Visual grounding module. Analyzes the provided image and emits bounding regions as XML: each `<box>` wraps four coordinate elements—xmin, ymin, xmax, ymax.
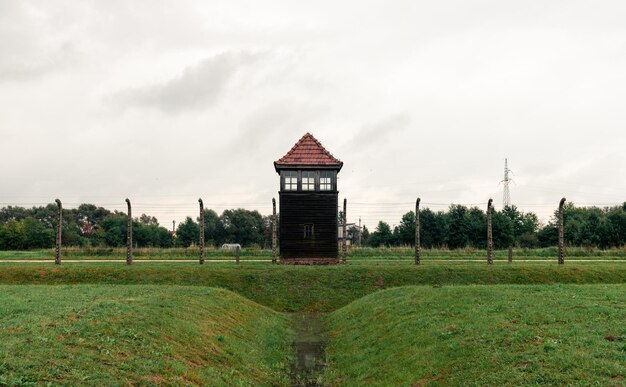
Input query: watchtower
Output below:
<box><xmin>274</xmin><ymin>133</ymin><xmax>343</xmax><ymax>264</ymax></box>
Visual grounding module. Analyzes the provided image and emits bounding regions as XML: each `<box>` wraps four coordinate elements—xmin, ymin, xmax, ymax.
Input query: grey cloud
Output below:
<box><xmin>0</xmin><ymin>41</ymin><xmax>77</xmax><ymax>83</ymax></box>
<box><xmin>109</xmin><ymin>51</ymin><xmax>264</xmax><ymax>113</ymax></box>
<box><xmin>234</xmin><ymin>100</ymin><xmax>330</xmax><ymax>154</ymax></box>
<box><xmin>349</xmin><ymin>113</ymin><xmax>411</xmax><ymax>148</ymax></box>
<box><xmin>2</xmin><ymin>1</ymin><xmax>625</xmax><ymax>229</ymax></box>
<box><xmin>0</xmin><ymin>2</ymin><xmax>79</xmax><ymax>82</ymax></box>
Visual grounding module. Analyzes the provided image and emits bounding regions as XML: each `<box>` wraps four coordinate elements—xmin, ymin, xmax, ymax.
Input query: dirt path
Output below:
<box><xmin>0</xmin><ymin>259</ymin><xmax>271</xmax><ymax>263</ymax></box>
<box><xmin>1</xmin><ymin>259</ymin><xmax>624</xmax><ymax>263</ymax></box>
<box><xmin>290</xmin><ymin>313</ymin><xmax>328</xmax><ymax>387</ymax></box>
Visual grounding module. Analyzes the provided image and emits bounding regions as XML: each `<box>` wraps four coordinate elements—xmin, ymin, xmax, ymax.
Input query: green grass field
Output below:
<box><xmin>0</xmin><ymin>285</ymin><xmax>292</xmax><ymax>385</ymax></box>
<box><xmin>1</xmin><ymin>246</ymin><xmax>624</xmax><ymax>261</ymax></box>
<box><xmin>325</xmin><ymin>284</ymin><xmax>625</xmax><ymax>386</ymax></box>
<box><xmin>0</xmin><ymin>262</ymin><xmax>624</xmax><ymax>385</ymax></box>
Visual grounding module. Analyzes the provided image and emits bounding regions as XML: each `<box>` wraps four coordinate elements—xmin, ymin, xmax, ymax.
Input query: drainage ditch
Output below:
<box><xmin>289</xmin><ymin>313</ymin><xmax>328</xmax><ymax>386</ymax></box>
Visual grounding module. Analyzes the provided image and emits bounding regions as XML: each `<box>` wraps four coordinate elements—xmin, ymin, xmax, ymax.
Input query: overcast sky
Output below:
<box><xmin>1</xmin><ymin>0</ymin><xmax>624</xmax><ymax>229</ymax></box>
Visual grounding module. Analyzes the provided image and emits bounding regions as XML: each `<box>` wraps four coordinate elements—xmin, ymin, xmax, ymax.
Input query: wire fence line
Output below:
<box><xmin>1</xmin><ymin>199</ymin><xmax>623</xmax><ymax>231</ymax></box>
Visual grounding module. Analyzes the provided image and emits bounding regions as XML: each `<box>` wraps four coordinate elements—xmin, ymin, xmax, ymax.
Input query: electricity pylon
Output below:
<box><xmin>501</xmin><ymin>158</ymin><xmax>513</xmax><ymax>208</ymax></box>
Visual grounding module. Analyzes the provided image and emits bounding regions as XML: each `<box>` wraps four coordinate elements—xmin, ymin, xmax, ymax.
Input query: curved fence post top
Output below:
<box><xmin>559</xmin><ymin>197</ymin><xmax>566</xmax><ymax>207</ymax></box>
<box><xmin>55</xmin><ymin>198</ymin><xmax>62</xmax><ymax>206</ymax></box>
<box><xmin>487</xmin><ymin>198</ymin><xmax>493</xmax><ymax>209</ymax></box>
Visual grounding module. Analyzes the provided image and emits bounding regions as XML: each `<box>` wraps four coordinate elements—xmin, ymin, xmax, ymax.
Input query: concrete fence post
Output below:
<box><xmin>508</xmin><ymin>246</ymin><xmax>513</xmax><ymax>263</ymax></box>
<box><xmin>236</xmin><ymin>245</ymin><xmax>240</xmax><ymax>264</ymax></box>
<box><xmin>487</xmin><ymin>199</ymin><xmax>493</xmax><ymax>265</ymax></box>
<box><xmin>272</xmin><ymin>198</ymin><xmax>277</xmax><ymax>264</ymax></box>
<box><xmin>415</xmin><ymin>197</ymin><xmax>421</xmax><ymax>265</ymax></box>
<box><xmin>125</xmin><ymin>198</ymin><xmax>133</xmax><ymax>265</ymax></box>
<box><xmin>199</xmin><ymin>198</ymin><xmax>205</xmax><ymax>265</ymax></box>
<box><xmin>54</xmin><ymin>199</ymin><xmax>62</xmax><ymax>265</ymax></box>
<box><xmin>558</xmin><ymin>197</ymin><xmax>566</xmax><ymax>265</ymax></box>
<box><xmin>342</xmin><ymin>198</ymin><xmax>347</xmax><ymax>264</ymax></box>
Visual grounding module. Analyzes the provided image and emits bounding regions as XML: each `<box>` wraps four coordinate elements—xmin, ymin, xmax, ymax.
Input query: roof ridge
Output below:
<box><xmin>274</xmin><ymin>132</ymin><xmax>342</xmax><ymax>168</ymax></box>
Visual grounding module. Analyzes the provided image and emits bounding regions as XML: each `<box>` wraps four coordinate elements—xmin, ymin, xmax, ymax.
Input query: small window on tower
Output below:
<box><xmin>304</xmin><ymin>224</ymin><xmax>314</xmax><ymax>238</ymax></box>
<box><xmin>302</xmin><ymin>171</ymin><xmax>315</xmax><ymax>191</ymax></box>
<box><xmin>284</xmin><ymin>171</ymin><xmax>297</xmax><ymax>191</ymax></box>
<box><xmin>320</xmin><ymin>171</ymin><xmax>333</xmax><ymax>191</ymax></box>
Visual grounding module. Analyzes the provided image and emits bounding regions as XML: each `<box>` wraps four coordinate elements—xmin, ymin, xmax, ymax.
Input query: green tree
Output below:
<box><xmin>369</xmin><ymin>221</ymin><xmax>393</xmax><ymax>247</ymax></box>
<box><xmin>419</xmin><ymin>208</ymin><xmax>447</xmax><ymax>248</ymax></box>
<box><xmin>176</xmin><ymin>217</ymin><xmax>200</xmax><ymax>247</ymax></box>
<box><xmin>156</xmin><ymin>226</ymin><xmax>174</xmax><ymax>248</ymax></box>
<box><xmin>538</xmin><ymin>224</ymin><xmax>558</xmax><ymax>247</ymax></box>
<box><xmin>446</xmin><ymin>205</ymin><xmax>468</xmax><ymax>249</ymax></box>
<box><xmin>61</xmin><ymin>221</ymin><xmax>83</xmax><ymax>247</ymax></box>
<box><xmin>22</xmin><ymin>217</ymin><xmax>55</xmax><ymax>249</ymax></box>
<box><xmin>134</xmin><ymin>223</ymin><xmax>174</xmax><ymax>247</ymax></box>
<box><xmin>102</xmin><ymin>213</ymin><xmax>127</xmax><ymax>247</ymax></box>
<box><xmin>75</xmin><ymin>204</ymin><xmax>111</xmax><ymax>227</ymax></box>
<box><xmin>202</xmin><ymin>209</ymin><xmax>220</xmax><ymax>246</ymax></box>
<box><xmin>465</xmin><ymin>207</ymin><xmax>486</xmax><ymax>248</ymax></box>
<box><xmin>139</xmin><ymin>214</ymin><xmax>159</xmax><ymax>226</ymax></box>
<box><xmin>395</xmin><ymin>211</ymin><xmax>416</xmax><ymax>246</ymax></box>
<box><xmin>606</xmin><ymin>205</ymin><xmax>626</xmax><ymax>246</ymax></box>
<box><xmin>492</xmin><ymin>210</ymin><xmax>514</xmax><ymax>249</ymax></box>
<box><xmin>30</xmin><ymin>204</ymin><xmax>59</xmax><ymax>229</ymax></box>
<box><xmin>0</xmin><ymin>206</ymin><xmax>29</xmax><ymax>223</ymax></box>
<box><xmin>218</xmin><ymin>209</ymin><xmax>266</xmax><ymax>247</ymax></box>
<box><xmin>0</xmin><ymin>221</ymin><xmax>26</xmax><ymax>249</ymax></box>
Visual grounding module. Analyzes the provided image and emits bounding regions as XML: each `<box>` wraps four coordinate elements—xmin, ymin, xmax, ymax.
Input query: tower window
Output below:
<box><xmin>302</xmin><ymin>171</ymin><xmax>315</xmax><ymax>191</ymax></box>
<box><xmin>284</xmin><ymin>171</ymin><xmax>297</xmax><ymax>191</ymax></box>
<box><xmin>320</xmin><ymin>171</ymin><xmax>333</xmax><ymax>190</ymax></box>
<box><xmin>304</xmin><ymin>224</ymin><xmax>314</xmax><ymax>238</ymax></box>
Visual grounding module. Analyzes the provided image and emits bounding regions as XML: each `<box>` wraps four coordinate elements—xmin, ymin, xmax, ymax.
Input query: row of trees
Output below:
<box><xmin>0</xmin><ymin>204</ymin><xmax>270</xmax><ymax>250</ymax></box>
<box><xmin>355</xmin><ymin>203</ymin><xmax>626</xmax><ymax>249</ymax></box>
<box><xmin>174</xmin><ymin>209</ymin><xmax>269</xmax><ymax>248</ymax></box>
<box><xmin>0</xmin><ymin>202</ymin><xmax>624</xmax><ymax>250</ymax></box>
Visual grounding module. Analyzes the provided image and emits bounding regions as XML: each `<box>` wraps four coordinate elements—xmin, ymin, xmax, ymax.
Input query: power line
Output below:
<box><xmin>1</xmin><ymin>201</ymin><xmax>621</xmax><ymax>208</ymax></box>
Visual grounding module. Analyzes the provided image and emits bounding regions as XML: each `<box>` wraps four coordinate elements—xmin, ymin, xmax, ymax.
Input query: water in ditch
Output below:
<box><xmin>289</xmin><ymin>313</ymin><xmax>327</xmax><ymax>387</ymax></box>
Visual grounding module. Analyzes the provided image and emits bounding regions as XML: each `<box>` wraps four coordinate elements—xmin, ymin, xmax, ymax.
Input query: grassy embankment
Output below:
<box><xmin>0</xmin><ymin>285</ymin><xmax>292</xmax><ymax>385</ymax></box>
<box><xmin>324</xmin><ymin>284</ymin><xmax>625</xmax><ymax>385</ymax></box>
<box><xmin>1</xmin><ymin>246</ymin><xmax>624</xmax><ymax>260</ymax></box>
<box><xmin>0</xmin><ymin>263</ymin><xmax>625</xmax><ymax>312</ymax></box>
<box><xmin>1</xmin><ymin>282</ymin><xmax>624</xmax><ymax>385</ymax></box>
<box><xmin>1</xmin><ymin>264</ymin><xmax>624</xmax><ymax>385</ymax></box>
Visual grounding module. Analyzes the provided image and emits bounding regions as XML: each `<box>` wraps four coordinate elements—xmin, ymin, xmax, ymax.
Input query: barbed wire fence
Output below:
<box><xmin>0</xmin><ymin>196</ymin><xmax>623</xmax><ymax>265</ymax></box>
<box><xmin>1</xmin><ymin>200</ymin><xmax>621</xmax><ymax>229</ymax></box>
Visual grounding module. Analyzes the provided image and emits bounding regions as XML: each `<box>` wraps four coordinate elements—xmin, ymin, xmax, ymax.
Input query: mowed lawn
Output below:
<box><xmin>325</xmin><ymin>284</ymin><xmax>626</xmax><ymax>386</ymax></box>
<box><xmin>0</xmin><ymin>285</ymin><xmax>292</xmax><ymax>386</ymax></box>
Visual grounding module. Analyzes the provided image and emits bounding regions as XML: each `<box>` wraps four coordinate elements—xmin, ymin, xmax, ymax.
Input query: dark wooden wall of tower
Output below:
<box><xmin>279</xmin><ymin>192</ymin><xmax>338</xmax><ymax>259</ymax></box>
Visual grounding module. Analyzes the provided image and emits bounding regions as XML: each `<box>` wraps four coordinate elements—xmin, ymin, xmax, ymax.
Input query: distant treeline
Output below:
<box><xmin>0</xmin><ymin>204</ymin><xmax>270</xmax><ymax>250</ymax></box>
<box><xmin>353</xmin><ymin>203</ymin><xmax>626</xmax><ymax>249</ymax></box>
<box><xmin>0</xmin><ymin>202</ymin><xmax>624</xmax><ymax>250</ymax></box>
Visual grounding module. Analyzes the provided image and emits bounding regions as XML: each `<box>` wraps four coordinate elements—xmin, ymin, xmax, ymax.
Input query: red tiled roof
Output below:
<box><xmin>274</xmin><ymin>133</ymin><xmax>343</xmax><ymax>170</ymax></box>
